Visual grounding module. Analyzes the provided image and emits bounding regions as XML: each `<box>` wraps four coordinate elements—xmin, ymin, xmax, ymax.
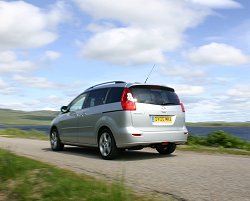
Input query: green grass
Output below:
<box><xmin>0</xmin><ymin>149</ymin><xmax>159</xmax><ymax>201</ymax></box>
<box><xmin>178</xmin><ymin>145</ymin><xmax>250</xmax><ymax>155</ymax></box>
<box><xmin>0</xmin><ymin>108</ymin><xmax>58</xmax><ymax>125</ymax></box>
<box><xmin>0</xmin><ymin>128</ymin><xmax>49</xmax><ymax>140</ymax></box>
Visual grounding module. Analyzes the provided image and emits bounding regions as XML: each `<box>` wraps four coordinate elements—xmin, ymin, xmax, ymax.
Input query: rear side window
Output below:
<box><xmin>85</xmin><ymin>88</ymin><xmax>108</xmax><ymax>108</ymax></box>
<box><xmin>106</xmin><ymin>87</ymin><xmax>124</xmax><ymax>104</ymax></box>
<box><xmin>130</xmin><ymin>86</ymin><xmax>180</xmax><ymax>106</ymax></box>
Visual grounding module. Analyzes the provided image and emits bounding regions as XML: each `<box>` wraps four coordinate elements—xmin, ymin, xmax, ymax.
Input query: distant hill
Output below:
<box><xmin>0</xmin><ymin>108</ymin><xmax>59</xmax><ymax>126</ymax></box>
<box><xmin>187</xmin><ymin>122</ymin><xmax>250</xmax><ymax>127</ymax></box>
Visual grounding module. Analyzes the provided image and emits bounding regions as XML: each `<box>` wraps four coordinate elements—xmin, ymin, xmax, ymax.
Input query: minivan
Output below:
<box><xmin>50</xmin><ymin>81</ymin><xmax>188</xmax><ymax>159</ymax></box>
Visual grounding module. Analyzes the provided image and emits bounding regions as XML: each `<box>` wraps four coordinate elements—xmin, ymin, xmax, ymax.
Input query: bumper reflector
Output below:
<box><xmin>132</xmin><ymin>134</ymin><xmax>141</xmax><ymax>137</ymax></box>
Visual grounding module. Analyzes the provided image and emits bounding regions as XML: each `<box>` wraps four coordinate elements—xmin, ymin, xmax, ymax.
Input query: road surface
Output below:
<box><xmin>0</xmin><ymin>137</ymin><xmax>249</xmax><ymax>201</ymax></box>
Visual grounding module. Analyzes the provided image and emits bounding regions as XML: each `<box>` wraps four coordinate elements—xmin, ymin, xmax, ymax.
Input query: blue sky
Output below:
<box><xmin>0</xmin><ymin>0</ymin><xmax>249</xmax><ymax>122</ymax></box>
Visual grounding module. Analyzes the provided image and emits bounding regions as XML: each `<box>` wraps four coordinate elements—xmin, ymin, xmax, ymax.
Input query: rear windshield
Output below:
<box><xmin>130</xmin><ymin>86</ymin><xmax>180</xmax><ymax>106</ymax></box>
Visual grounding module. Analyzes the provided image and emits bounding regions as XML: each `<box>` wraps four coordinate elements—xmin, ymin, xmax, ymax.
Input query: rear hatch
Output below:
<box><xmin>129</xmin><ymin>85</ymin><xmax>185</xmax><ymax>132</ymax></box>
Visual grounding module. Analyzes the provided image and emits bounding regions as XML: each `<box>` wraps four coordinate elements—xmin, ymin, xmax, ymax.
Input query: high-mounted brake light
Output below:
<box><xmin>121</xmin><ymin>88</ymin><xmax>136</xmax><ymax>111</ymax></box>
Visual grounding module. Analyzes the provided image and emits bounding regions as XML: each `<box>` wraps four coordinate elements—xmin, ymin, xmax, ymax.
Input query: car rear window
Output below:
<box><xmin>130</xmin><ymin>86</ymin><xmax>180</xmax><ymax>106</ymax></box>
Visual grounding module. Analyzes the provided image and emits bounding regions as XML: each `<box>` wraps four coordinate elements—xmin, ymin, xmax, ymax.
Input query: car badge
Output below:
<box><xmin>161</xmin><ymin>106</ymin><xmax>167</xmax><ymax>113</ymax></box>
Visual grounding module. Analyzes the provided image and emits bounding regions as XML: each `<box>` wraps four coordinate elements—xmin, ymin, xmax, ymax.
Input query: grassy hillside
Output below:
<box><xmin>0</xmin><ymin>108</ymin><xmax>59</xmax><ymax>126</ymax></box>
<box><xmin>187</xmin><ymin>122</ymin><xmax>250</xmax><ymax>127</ymax></box>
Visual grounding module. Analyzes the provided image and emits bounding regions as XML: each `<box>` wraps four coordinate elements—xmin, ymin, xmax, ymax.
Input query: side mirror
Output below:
<box><xmin>60</xmin><ymin>106</ymin><xmax>69</xmax><ymax>113</ymax></box>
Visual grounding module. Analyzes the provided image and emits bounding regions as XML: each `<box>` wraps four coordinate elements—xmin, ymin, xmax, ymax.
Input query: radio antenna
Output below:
<box><xmin>144</xmin><ymin>64</ymin><xmax>156</xmax><ymax>83</ymax></box>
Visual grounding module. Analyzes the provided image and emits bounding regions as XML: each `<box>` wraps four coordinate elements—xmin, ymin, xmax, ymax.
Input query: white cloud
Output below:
<box><xmin>12</xmin><ymin>75</ymin><xmax>85</xmax><ymax>94</ymax></box>
<box><xmin>171</xmin><ymin>84</ymin><xmax>204</xmax><ymax>95</ymax></box>
<box><xmin>189</xmin><ymin>0</ymin><xmax>241</xmax><ymax>9</ymax></box>
<box><xmin>0</xmin><ymin>78</ymin><xmax>16</xmax><ymax>95</ymax></box>
<box><xmin>187</xmin><ymin>43</ymin><xmax>250</xmax><ymax>66</ymax></box>
<box><xmin>42</xmin><ymin>95</ymin><xmax>71</xmax><ymax>110</ymax></box>
<box><xmin>74</xmin><ymin>0</ymin><xmax>207</xmax><ymax>26</ymax></box>
<box><xmin>13</xmin><ymin>75</ymin><xmax>62</xmax><ymax>89</ymax></box>
<box><xmin>182</xmin><ymin>83</ymin><xmax>250</xmax><ymax>122</ymax></box>
<box><xmin>74</xmin><ymin>0</ymin><xmax>214</xmax><ymax>65</ymax></box>
<box><xmin>42</xmin><ymin>51</ymin><xmax>61</xmax><ymax>61</ymax></box>
<box><xmin>83</xmin><ymin>28</ymin><xmax>166</xmax><ymax>64</ymax></box>
<box><xmin>185</xmin><ymin>99</ymin><xmax>224</xmax><ymax>122</ymax></box>
<box><xmin>227</xmin><ymin>84</ymin><xmax>250</xmax><ymax>97</ymax></box>
<box><xmin>0</xmin><ymin>99</ymin><xmax>46</xmax><ymax>111</ymax></box>
<box><xmin>0</xmin><ymin>95</ymin><xmax>68</xmax><ymax>111</ymax></box>
<box><xmin>191</xmin><ymin>0</ymin><xmax>241</xmax><ymax>8</ymax></box>
<box><xmin>0</xmin><ymin>51</ymin><xmax>35</xmax><ymax>73</ymax></box>
<box><xmin>0</xmin><ymin>1</ymin><xmax>67</xmax><ymax>49</ymax></box>
<box><xmin>160</xmin><ymin>66</ymin><xmax>205</xmax><ymax>79</ymax></box>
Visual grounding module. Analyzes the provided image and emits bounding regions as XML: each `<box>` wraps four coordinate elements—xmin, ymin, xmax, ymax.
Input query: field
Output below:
<box><xmin>0</xmin><ymin>108</ymin><xmax>58</xmax><ymax>125</ymax></box>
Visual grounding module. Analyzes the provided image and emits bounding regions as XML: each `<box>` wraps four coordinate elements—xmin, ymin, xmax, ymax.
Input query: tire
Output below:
<box><xmin>50</xmin><ymin>128</ymin><xmax>64</xmax><ymax>151</ymax></box>
<box><xmin>98</xmin><ymin>129</ymin><xmax>119</xmax><ymax>160</ymax></box>
<box><xmin>156</xmin><ymin>143</ymin><xmax>176</xmax><ymax>155</ymax></box>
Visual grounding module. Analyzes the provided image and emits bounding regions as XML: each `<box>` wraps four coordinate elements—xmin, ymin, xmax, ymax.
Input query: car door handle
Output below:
<box><xmin>77</xmin><ymin>113</ymin><xmax>86</xmax><ymax>117</ymax></box>
<box><xmin>69</xmin><ymin>111</ymin><xmax>77</xmax><ymax>117</ymax></box>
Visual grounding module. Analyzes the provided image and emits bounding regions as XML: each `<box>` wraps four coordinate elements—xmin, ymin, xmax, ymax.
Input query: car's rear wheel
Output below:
<box><xmin>98</xmin><ymin>129</ymin><xmax>119</xmax><ymax>160</ymax></box>
<box><xmin>156</xmin><ymin>143</ymin><xmax>176</xmax><ymax>155</ymax></box>
<box><xmin>50</xmin><ymin>128</ymin><xmax>64</xmax><ymax>151</ymax></box>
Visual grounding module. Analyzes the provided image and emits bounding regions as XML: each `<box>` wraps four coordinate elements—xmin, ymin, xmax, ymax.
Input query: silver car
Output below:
<box><xmin>50</xmin><ymin>81</ymin><xmax>188</xmax><ymax>159</ymax></box>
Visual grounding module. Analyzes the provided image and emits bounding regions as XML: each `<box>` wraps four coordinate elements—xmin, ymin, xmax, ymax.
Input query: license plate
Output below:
<box><xmin>152</xmin><ymin>116</ymin><xmax>172</xmax><ymax>124</ymax></box>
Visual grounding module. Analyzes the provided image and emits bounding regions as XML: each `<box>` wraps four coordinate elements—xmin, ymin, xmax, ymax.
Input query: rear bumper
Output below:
<box><xmin>115</xmin><ymin>128</ymin><xmax>188</xmax><ymax>148</ymax></box>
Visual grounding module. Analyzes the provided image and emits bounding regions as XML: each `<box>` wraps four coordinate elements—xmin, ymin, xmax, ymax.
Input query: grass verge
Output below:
<box><xmin>177</xmin><ymin>145</ymin><xmax>250</xmax><ymax>155</ymax></box>
<box><xmin>0</xmin><ymin>128</ymin><xmax>48</xmax><ymax>140</ymax></box>
<box><xmin>0</xmin><ymin>148</ymin><xmax>158</xmax><ymax>201</ymax></box>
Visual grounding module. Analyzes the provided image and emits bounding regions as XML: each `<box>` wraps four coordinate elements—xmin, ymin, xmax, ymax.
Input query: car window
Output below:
<box><xmin>69</xmin><ymin>93</ymin><xmax>87</xmax><ymax>112</ymax></box>
<box><xmin>85</xmin><ymin>88</ymin><xmax>108</xmax><ymax>108</ymax></box>
<box><xmin>106</xmin><ymin>87</ymin><xmax>124</xmax><ymax>104</ymax></box>
<box><xmin>131</xmin><ymin>86</ymin><xmax>179</xmax><ymax>106</ymax></box>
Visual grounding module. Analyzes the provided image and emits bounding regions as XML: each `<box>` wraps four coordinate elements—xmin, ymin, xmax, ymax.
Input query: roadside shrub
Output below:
<box><xmin>187</xmin><ymin>130</ymin><xmax>250</xmax><ymax>151</ymax></box>
<box><xmin>187</xmin><ymin>134</ymin><xmax>206</xmax><ymax>146</ymax></box>
<box><xmin>206</xmin><ymin>130</ymin><xmax>245</xmax><ymax>148</ymax></box>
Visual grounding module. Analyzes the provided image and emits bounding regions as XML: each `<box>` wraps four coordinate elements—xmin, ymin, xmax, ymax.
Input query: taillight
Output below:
<box><xmin>178</xmin><ymin>96</ymin><xmax>185</xmax><ymax>112</ymax></box>
<box><xmin>180</xmin><ymin>102</ymin><xmax>185</xmax><ymax>112</ymax></box>
<box><xmin>121</xmin><ymin>88</ymin><xmax>136</xmax><ymax>110</ymax></box>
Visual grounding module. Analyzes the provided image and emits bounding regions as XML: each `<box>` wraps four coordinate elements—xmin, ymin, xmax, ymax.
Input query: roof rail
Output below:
<box><xmin>86</xmin><ymin>81</ymin><xmax>126</xmax><ymax>90</ymax></box>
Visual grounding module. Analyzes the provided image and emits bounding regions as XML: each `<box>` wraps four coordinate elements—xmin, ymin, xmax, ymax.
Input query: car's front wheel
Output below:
<box><xmin>156</xmin><ymin>143</ymin><xmax>176</xmax><ymax>155</ymax></box>
<box><xmin>98</xmin><ymin>129</ymin><xmax>119</xmax><ymax>160</ymax></box>
<box><xmin>50</xmin><ymin>128</ymin><xmax>64</xmax><ymax>151</ymax></box>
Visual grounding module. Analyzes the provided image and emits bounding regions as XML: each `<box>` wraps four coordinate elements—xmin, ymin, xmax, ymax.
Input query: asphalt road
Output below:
<box><xmin>0</xmin><ymin>137</ymin><xmax>249</xmax><ymax>201</ymax></box>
